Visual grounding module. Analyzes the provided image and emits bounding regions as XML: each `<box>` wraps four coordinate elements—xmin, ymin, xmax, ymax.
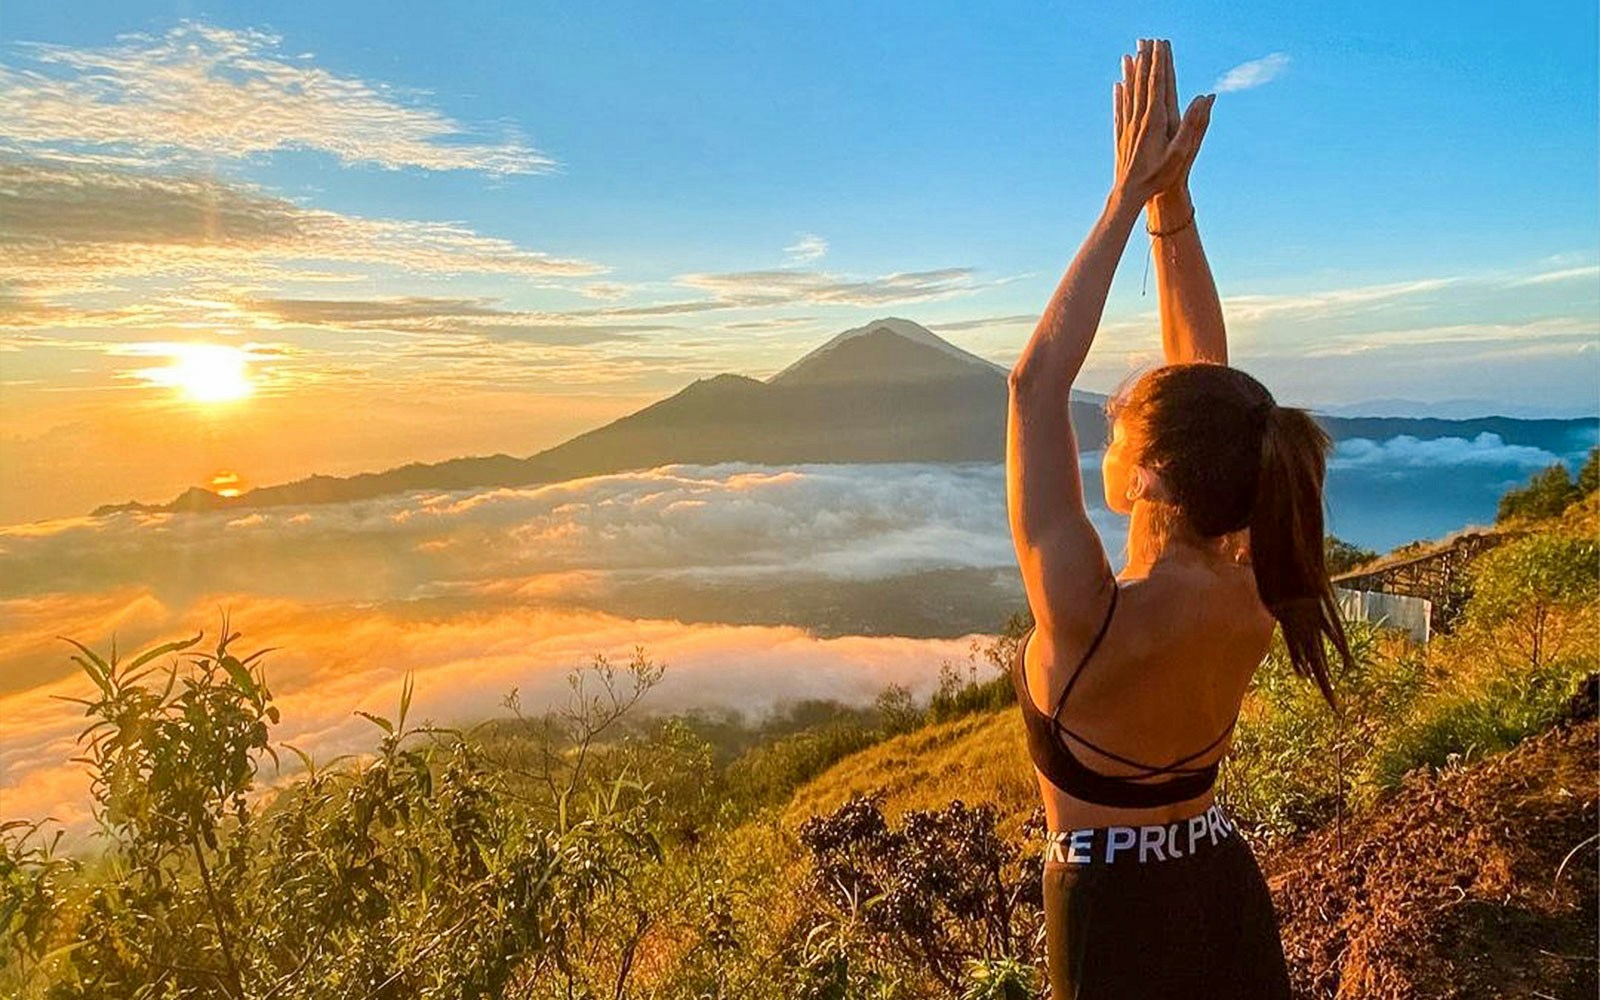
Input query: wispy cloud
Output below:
<box><xmin>1505</xmin><ymin>264</ymin><xmax>1600</xmax><ymax>287</ymax></box>
<box><xmin>0</xmin><ymin>22</ymin><xmax>551</xmax><ymax>174</ymax></box>
<box><xmin>238</xmin><ymin>296</ymin><xmax>668</xmax><ymax>346</ymax></box>
<box><xmin>0</xmin><ymin>159</ymin><xmax>605</xmax><ymax>297</ymax></box>
<box><xmin>1296</xmin><ymin>316</ymin><xmax>1597</xmax><ymax>358</ymax></box>
<box><xmin>1221</xmin><ymin>276</ymin><xmax>1457</xmax><ymax>324</ymax></box>
<box><xmin>719</xmin><ymin>317</ymin><xmax>818</xmax><ymax>331</ymax></box>
<box><xmin>0</xmin><ymin>159</ymin><xmax>610</xmax><ymax>341</ymax></box>
<box><xmin>929</xmin><ymin>314</ymin><xmax>1037</xmax><ymax>333</ymax></box>
<box><xmin>675</xmin><ymin>267</ymin><xmax>988</xmax><ymax>308</ymax></box>
<box><xmin>1213</xmin><ymin>52</ymin><xmax>1290</xmax><ymax>93</ymax></box>
<box><xmin>784</xmin><ymin>233</ymin><xmax>829</xmax><ymax>264</ymax></box>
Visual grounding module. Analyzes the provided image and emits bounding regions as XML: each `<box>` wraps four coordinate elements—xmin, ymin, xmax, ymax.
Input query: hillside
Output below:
<box><xmin>767</xmin><ymin>490</ymin><xmax>1597</xmax><ymax>994</ymax></box>
<box><xmin>18</xmin><ymin>472</ymin><xmax>1595</xmax><ymax>999</ymax></box>
<box><xmin>771</xmin><ymin>702</ymin><xmax>1597</xmax><ymax>998</ymax></box>
<box><xmin>1269</xmin><ymin>717</ymin><xmax>1596</xmax><ymax>999</ymax></box>
<box><xmin>782</xmin><ymin>710</ymin><xmax>1036</xmax><ymax>836</ymax></box>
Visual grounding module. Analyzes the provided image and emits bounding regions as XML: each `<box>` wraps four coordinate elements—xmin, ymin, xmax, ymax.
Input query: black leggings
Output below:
<box><xmin>1041</xmin><ymin>811</ymin><xmax>1291</xmax><ymax>999</ymax></box>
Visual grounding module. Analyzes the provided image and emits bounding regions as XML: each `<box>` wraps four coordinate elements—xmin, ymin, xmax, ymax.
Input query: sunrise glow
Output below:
<box><xmin>210</xmin><ymin>471</ymin><xmax>245</xmax><ymax>498</ymax></box>
<box><xmin>152</xmin><ymin>344</ymin><xmax>255</xmax><ymax>404</ymax></box>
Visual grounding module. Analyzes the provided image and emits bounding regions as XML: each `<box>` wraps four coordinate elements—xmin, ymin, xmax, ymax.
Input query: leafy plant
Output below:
<box><xmin>795</xmin><ymin>795</ymin><xmax>1041</xmax><ymax>998</ymax></box>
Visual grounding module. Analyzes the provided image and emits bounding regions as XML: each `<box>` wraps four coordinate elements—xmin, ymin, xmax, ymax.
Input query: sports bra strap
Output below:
<box><xmin>1055</xmin><ymin>713</ymin><xmax>1236</xmax><ymax>776</ymax></box>
<box><xmin>1048</xmin><ymin>583</ymin><xmax>1119</xmax><ymax>719</ymax></box>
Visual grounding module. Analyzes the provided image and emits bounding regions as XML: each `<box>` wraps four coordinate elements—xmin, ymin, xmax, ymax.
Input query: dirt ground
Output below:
<box><xmin>1263</xmin><ymin>713</ymin><xmax>1598</xmax><ymax>998</ymax></box>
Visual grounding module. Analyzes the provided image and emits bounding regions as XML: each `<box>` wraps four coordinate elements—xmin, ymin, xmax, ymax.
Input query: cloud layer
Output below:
<box><xmin>5</xmin><ymin>437</ymin><xmax>1595</xmax><ymax>836</ymax></box>
<box><xmin>1</xmin><ymin>462</ymin><xmax>1046</xmax><ymax>837</ymax></box>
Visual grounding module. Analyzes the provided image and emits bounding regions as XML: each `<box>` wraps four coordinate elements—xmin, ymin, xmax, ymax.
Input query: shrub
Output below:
<box><xmin>26</xmin><ymin>618</ymin><xmax>675</xmax><ymax>1000</ymax></box>
<box><xmin>792</xmin><ymin>795</ymin><xmax>1041</xmax><ymax>998</ymax></box>
<box><xmin>1461</xmin><ymin>530</ymin><xmax>1599</xmax><ymax>670</ymax></box>
<box><xmin>1325</xmin><ymin>535</ymin><xmax>1378</xmax><ymax>576</ymax></box>
<box><xmin>1497</xmin><ymin>461</ymin><xmax>1582</xmax><ymax>523</ymax></box>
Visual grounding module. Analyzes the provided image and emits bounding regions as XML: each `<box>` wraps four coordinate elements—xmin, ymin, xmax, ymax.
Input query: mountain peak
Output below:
<box><xmin>766</xmin><ymin>317</ymin><xmax>1007</xmax><ymax>387</ymax></box>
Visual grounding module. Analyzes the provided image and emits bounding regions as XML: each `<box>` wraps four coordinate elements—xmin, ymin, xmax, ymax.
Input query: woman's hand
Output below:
<box><xmin>1113</xmin><ymin>38</ymin><xmax>1214</xmax><ymax>208</ymax></box>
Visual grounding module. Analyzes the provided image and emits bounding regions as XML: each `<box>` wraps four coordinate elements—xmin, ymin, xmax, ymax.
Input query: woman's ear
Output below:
<box><xmin>1127</xmin><ymin>465</ymin><xmax>1170</xmax><ymax>503</ymax></box>
<box><xmin>1126</xmin><ymin>465</ymin><xmax>1151</xmax><ymax>501</ymax></box>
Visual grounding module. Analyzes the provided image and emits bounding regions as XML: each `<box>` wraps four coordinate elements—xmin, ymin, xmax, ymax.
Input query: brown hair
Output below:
<box><xmin>1108</xmin><ymin>362</ymin><xmax>1352</xmax><ymax>707</ymax></box>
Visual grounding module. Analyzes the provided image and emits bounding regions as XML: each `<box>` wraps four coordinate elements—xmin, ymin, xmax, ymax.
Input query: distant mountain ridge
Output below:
<box><xmin>90</xmin><ymin>318</ymin><xmax>1598</xmax><ymax>518</ymax></box>
<box><xmin>1313</xmin><ymin>397</ymin><xmax>1598</xmax><ymax>420</ymax></box>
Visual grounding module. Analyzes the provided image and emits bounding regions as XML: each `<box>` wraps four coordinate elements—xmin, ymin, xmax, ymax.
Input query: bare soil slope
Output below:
<box><xmin>1264</xmin><ymin>717</ymin><xmax>1597</xmax><ymax>999</ymax></box>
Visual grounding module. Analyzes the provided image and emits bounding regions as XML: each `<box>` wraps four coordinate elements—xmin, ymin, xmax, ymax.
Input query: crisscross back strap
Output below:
<box><xmin>1055</xmin><ymin>713</ymin><xmax>1237</xmax><ymax>776</ymax></box>
<box><xmin>1043</xmin><ymin>582</ymin><xmax>1239</xmax><ymax>778</ymax></box>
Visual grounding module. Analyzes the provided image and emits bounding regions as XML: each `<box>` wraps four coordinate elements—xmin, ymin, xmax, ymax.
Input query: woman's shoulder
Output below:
<box><xmin>1116</xmin><ymin>564</ymin><xmax>1274</xmax><ymax>649</ymax></box>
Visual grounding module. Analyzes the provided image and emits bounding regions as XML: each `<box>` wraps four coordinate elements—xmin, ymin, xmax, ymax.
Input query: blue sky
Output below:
<box><xmin>0</xmin><ymin>2</ymin><xmax>1596</xmax><ymax>522</ymax></box>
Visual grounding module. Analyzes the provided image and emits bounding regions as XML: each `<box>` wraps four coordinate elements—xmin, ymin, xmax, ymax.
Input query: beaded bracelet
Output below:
<box><xmin>1146</xmin><ymin>204</ymin><xmax>1196</xmax><ymax>238</ymax></box>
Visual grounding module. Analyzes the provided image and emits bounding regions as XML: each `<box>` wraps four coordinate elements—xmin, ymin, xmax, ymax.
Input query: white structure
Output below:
<box><xmin>1333</xmin><ymin>587</ymin><xmax>1431</xmax><ymax>644</ymax></box>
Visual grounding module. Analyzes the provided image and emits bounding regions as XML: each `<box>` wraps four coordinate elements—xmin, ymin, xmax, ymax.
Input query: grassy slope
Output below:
<box><xmin>780</xmin><ymin>709</ymin><xmax>1038</xmax><ymax>840</ymax></box>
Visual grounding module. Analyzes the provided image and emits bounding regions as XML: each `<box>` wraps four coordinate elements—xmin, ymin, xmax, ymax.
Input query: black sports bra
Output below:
<box><xmin>1010</xmin><ymin>584</ymin><xmax>1237</xmax><ymax>808</ymax></box>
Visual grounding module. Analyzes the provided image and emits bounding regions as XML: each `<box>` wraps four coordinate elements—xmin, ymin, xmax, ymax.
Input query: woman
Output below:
<box><xmin>1006</xmin><ymin>38</ymin><xmax>1355</xmax><ymax>997</ymax></box>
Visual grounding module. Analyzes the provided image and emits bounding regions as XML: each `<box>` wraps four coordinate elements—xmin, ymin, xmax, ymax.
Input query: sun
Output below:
<box><xmin>160</xmin><ymin>344</ymin><xmax>255</xmax><ymax>403</ymax></box>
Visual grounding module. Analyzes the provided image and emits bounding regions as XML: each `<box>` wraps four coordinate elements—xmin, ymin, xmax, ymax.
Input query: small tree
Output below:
<box><xmin>1463</xmin><ymin>531</ymin><xmax>1600</xmax><ymax>670</ymax></box>
<box><xmin>1325</xmin><ymin>535</ymin><xmax>1378</xmax><ymax>576</ymax></box>
<box><xmin>873</xmin><ymin>683</ymin><xmax>922</xmax><ymax>736</ymax></box>
<box><xmin>1497</xmin><ymin>462</ymin><xmax>1581</xmax><ymax>523</ymax></box>
<box><xmin>1577</xmin><ymin>446</ymin><xmax>1599</xmax><ymax>497</ymax></box>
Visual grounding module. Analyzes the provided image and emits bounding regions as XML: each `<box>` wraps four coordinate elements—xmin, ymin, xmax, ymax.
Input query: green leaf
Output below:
<box><xmin>239</xmin><ymin>646</ymin><xmax>282</xmax><ymax>668</ymax></box>
<box><xmin>399</xmin><ymin>671</ymin><xmax>415</xmax><ymax>733</ymax></box>
<box><xmin>59</xmin><ymin>640</ymin><xmax>111</xmax><ymax>696</ymax></box>
<box><xmin>220</xmin><ymin>654</ymin><xmax>256</xmax><ymax>696</ymax></box>
<box><xmin>356</xmin><ymin>710</ymin><xmax>393</xmax><ymax>734</ymax></box>
<box><xmin>282</xmin><ymin>742</ymin><xmax>317</xmax><ymax>780</ymax></box>
<box><xmin>123</xmin><ymin>631</ymin><xmax>204</xmax><ymax>673</ymax></box>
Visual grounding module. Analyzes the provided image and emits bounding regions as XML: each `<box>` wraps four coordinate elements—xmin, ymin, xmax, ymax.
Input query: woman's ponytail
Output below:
<box><xmin>1248</xmin><ymin>405</ymin><xmax>1353</xmax><ymax>708</ymax></box>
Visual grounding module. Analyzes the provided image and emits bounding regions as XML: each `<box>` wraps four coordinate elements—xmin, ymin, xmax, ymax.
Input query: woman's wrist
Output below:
<box><xmin>1104</xmin><ymin>186</ymin><xmax>1146</xmax><ymax>229</ymax></box>
<box><xmin>1147</xmin><ymin>187</ymin><xmax>1194</xmax><ymax>232</ymax></box>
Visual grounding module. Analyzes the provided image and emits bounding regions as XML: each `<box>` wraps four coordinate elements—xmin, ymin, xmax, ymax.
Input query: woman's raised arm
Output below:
<box><xmin>1128</xmin><ymin>40</ymin><xmax>1225</xmax><ymax>365</ymax></box>
<box><xmin>1007</xmin><ymin>37</ymin><xmax>1211</xmax><ymax>635</ymax></box>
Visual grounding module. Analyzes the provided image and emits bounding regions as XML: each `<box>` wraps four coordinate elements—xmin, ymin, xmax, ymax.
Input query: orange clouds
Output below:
<box><xmin>0</xmin><ymin>461</ymin><xmax>1053</xmax><ymax>841</ymax></box>
<box><xmin>1</xmin><ymin>587</ymin><xmax>985</xmax><ymax>846</ymax></box>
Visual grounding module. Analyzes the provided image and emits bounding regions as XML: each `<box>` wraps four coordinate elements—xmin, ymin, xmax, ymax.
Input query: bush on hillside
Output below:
<box><xmin>791</xmin><ymin>794</ymin><xmax>1041</xmax><ymax>998</ymax></box>
<box><xmin>1458</xmin><ymin>530</ymin><xmax>1599</xmax><ymax>671</ymax></box>
<box><xmin>17</xmin><ymin>624</ymin><xmax>677</xmax><ymax>1000</ymax></box>
<box><xmin>1325</xmin><ymin>535</ymin><xmax>1379</xmax><ymax>576</ymax></box>
<box><xmin>1579</xmin><ymin>444</ymin><xmax>1599</xmax><ymax>495</ymax></box>
<box><xmin>0</xmin><ymin>822</ymin><xmax>73</xmax><ymax>979</ymax></box>
<box><xmin>1222</xmin><ymin>519</ymin><xmax>1599</xmax><ymax>839</ymax></box>
<box><xmin>1496</xmin><ymin>446</ymin><xmax>1597</xmax><ymax>523</ymax></box>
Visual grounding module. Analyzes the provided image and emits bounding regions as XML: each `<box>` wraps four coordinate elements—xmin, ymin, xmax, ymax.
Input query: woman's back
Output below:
<box><xmin>1018</xmin><ymin>556</ymin><xmax>1277</xmax><ymax>830</ymax></box>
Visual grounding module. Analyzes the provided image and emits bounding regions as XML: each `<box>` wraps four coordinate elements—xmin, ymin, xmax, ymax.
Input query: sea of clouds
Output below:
<box><xmin>2</xmin><ymin>431</ymin><xmax>1591</xmax><ymax>836</ymax></box>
